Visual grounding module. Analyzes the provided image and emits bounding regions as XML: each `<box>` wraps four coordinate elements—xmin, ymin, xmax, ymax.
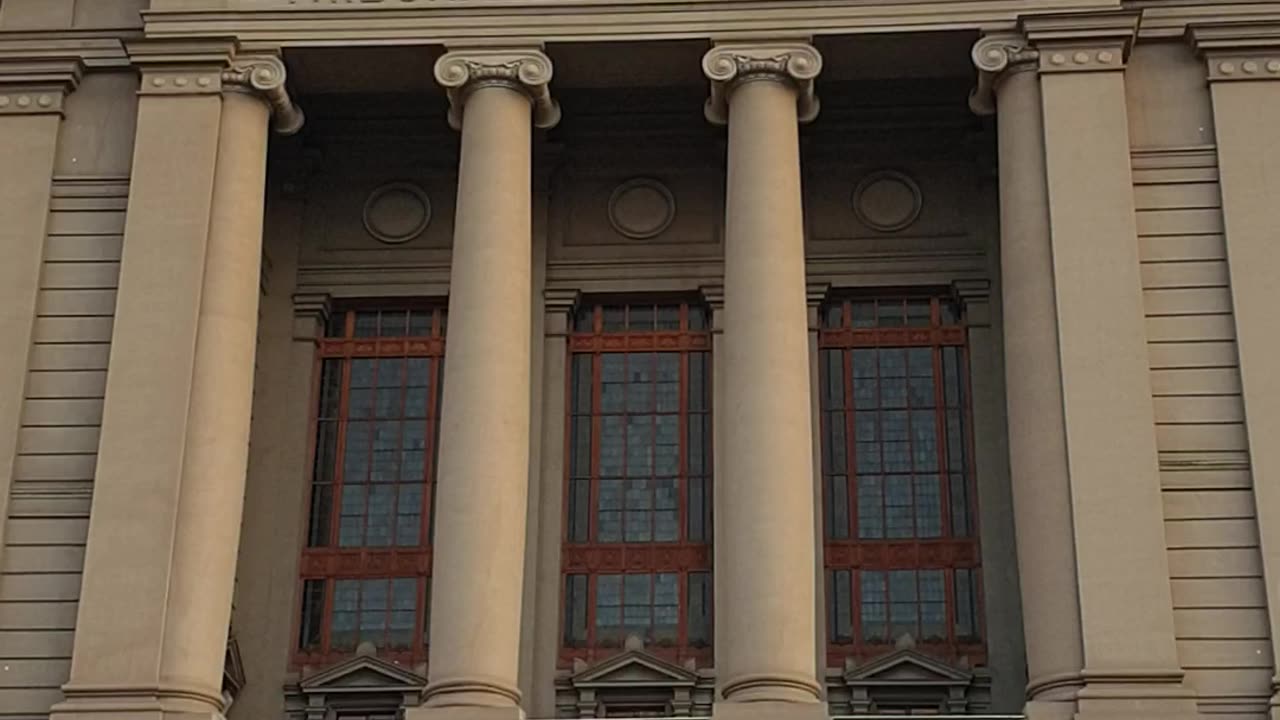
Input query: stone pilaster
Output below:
<box><xmin>530</xmin><ymin>287</ymin><xmax>580</xmax><ymax>717</ymax></box>
<box><xmin>970</xmin><ymin>31</ymin><xmax>1083</xmax><ymax>720</ymax></box>
<box><xmin>0</xmin><ymin>51</ymin><xmax>82</xmax><ymax>582</ymax></box>
<box><xmin>51</xmin><ymin>40</ymin><xmax>301</xmax><ymax>720</ymax></box>
<box><xmin>1021</xmin><ymin>11</ymin><xmax>1200</xmax><ymax>719</ymax></box>
<box><xmin>409</xmin><ymin>46</ymin><xmax>557</xmax><ymax>720</ymax></box>
<box><xmin>1188</xmin><ymin>22</ymin><xmax>1280</xmax><ymax>718</ymax></box>
<box><xmin>702</xmin><ymin>40</ymin><xmax>825</xmax><ymax>720</ymax></box>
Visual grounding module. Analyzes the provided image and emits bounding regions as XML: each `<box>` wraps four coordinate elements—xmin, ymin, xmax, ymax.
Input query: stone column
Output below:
<box><xmin>970</xmin><ymin>34</ymin><xmax>1084</xmax><ymax>720</ymax></box>
<box><xmin>702</xmin><ymin>41</ymin><xmax>825</xmax><ymax>720</ymax></box>
<box><xmin>1022</xmin><ymin>12</ymin><xmax>1199</xmax><ymax>719</ymax></box>
<box><xmin>1189</xmin><ymin>23</ymin><xmax>1280</xmax><ymax>718</ymax></box>
<box><xmin>51</xmin><ymin>43</ymin><xmax>301</xmax><ymax>720</ymax></box>
<box><xmin>158</xmin><ymin>55</ymin><xmax>299</xmax><ymax>699</ymax></box>
<box><xmin>412</xmin><ymin>47</ymin><xmax>558</xmax><ymax>720</ymax></box>
<box><xmin>0</xmin><ymin>55</ymin><xmax>82</xmax><ymax>575</ymax></box>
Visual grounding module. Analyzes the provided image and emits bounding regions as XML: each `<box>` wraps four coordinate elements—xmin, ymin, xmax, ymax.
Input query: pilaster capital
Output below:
<box><xmin>0</xmin><ymin>57</ymin><xmax>83</xmax><ymax>116</ymax></box>
<box><xmin>701</xmin><ymin>40</ymin><xmax>822</xmax><ymax>125</ymax></box>
<box><xmin>1187</xmin><ymin>22</ymin><xmax>1280</xmax><ymax>82</ymax></box>
<box><xmin>543</xmin><ymin>287</ymin><xmax>581</xmax><ymax>313</ymax></box>
<box><xmin>968</xmin><ymin>32</ymin><xmax>1038</xmax><ymax>116</ymax></box>
<box><xmin>698</xmin><ymin>284</ymin><xmax>725</xmax><ymax>311</ymax></box>
<box><xmin>291</xmin><ymin>292</ymin><xmax>331</xmax><ymax>342</ymax></box>
<box><xmin>126</xmin><ymin>37</ymin><xmax>237</xmax><ymax>97</ymax></box>
<box><xmin>1019</xmin><ymin>11</ymin><xmax>1140</xmax><ymax>74</ymax></box>
<box><xmin>806</xmin><ymin>281</ymin><xmax>831</xmax><ymax>308</ymax></box>
<box><xmin>952</xmin><ymin>278</ymin><xmax>992</xmax><ymax>327</ymax></box>
<box><xmin>433</xmin><ymin>46</ymin><xmax>560</xmax><ymax>130</ymax></box>
<box><xmin>223</xmin><ymin>53</ymin><xmax>305</xmax><ymax>135</ymax></box>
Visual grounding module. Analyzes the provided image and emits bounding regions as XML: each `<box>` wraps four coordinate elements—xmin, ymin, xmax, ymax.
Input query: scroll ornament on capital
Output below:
<box><xmin>223</xmin><ymin>55</ymin><xmax>305</xmax><ymax>135</ymax></box>
<box><xmin>968</xmin><ymin>34</ymin><xmax>1039</xmax><ymax>115</ymax></box>
<box><xmin>701</xmin><ymin>42</ymin><xmax>822</xmax><ymax>124</ymax></box>
<box><xmin>434</xmin><ymin>48</ymin><xmax>561</xmax><ymax>130</ymax></box>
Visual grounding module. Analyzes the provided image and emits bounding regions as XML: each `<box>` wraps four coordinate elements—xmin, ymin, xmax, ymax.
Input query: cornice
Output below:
<box><xmin>139</xmin><ymin>0</ymin><xmax>1118</xmax><ymax>46</ymax></box>
<box><xmin>433</xmin><ymin>46</ymin><xmax>560</xmax><ymax>130</ymax></box>
<box><xmin>702</xmin><ymin>41</ymin><xmax>821</xmax><ymax>125</ymax></box>
<box><xmin>1187</xmin><ymin>21</ymin><xmax>1280</xmax><ymax>82</ymax></box>
<box><xmin>1133</xmin><ymin>2</ymin><xmax>1280</xmax><ymax>39</ymax></box>
<box><xmin>0</xmin><ymin>34</ymin><xmax>132</xmax><ymax>69</ymax></box>
<box><xmin>1021</xmin><ymin>10</ymin><xmax>1141</xmax><ymax>73</ymax></box>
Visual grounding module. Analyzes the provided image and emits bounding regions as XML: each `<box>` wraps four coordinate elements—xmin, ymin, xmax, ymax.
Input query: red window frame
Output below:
<box><xmin>560</xmin><ymin>300</ymin><xmax>714</xmax><ymax>667</ymax></box>
<box><xmin>294</xmin><ymin>304</ymin><xmax>446</xmax><ymax>667</ymax></box>
<box><xmin>818</xmin><ymin>294</ymin><xmax>985</xmax><ymax>667</ymax></box>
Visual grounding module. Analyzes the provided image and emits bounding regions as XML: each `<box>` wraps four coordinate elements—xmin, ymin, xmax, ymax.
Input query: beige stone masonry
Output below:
<box><xmin>1021</xmin><ymin>11</ymin><xmax>1201</xmax><ymax>719</ymax></box>
<box><xmin>0</xmin><ymin>50</ymin><xmax>82</xmax><ymax>592</ymax></box>
<box><xmin>50</xmin><ymin>39</ymin><xmax>301</xmax><ymax>720</ymax></box>
<box><xmin>970</xmin><ymin>30</ymin><xmax>1084</xmax><ymax>720</ymax></box>
<box><xmin>702</xmin><ymin>40</ymin><xmax>825</xmax><ymax>720</ymax></box>
<box><xmin>410</xmin><ymin>46</ymin><xmax>555</xmax><ymax>720</ymax></box>
<box><xmin>1189</xmin><ymin>20</ymin><xmax>1280</xmax><ymax>719</ymax></box>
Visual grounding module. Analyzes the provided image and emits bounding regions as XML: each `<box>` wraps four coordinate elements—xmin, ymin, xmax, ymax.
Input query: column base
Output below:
<box><xmin>1075</xmin><ymin>677</ymin><xmax>1202</xmax><ymax>720</ymax></box>
<box><xmin>1023</xmin><ymin>699</ymin><xmax>1078</xmax><ymax>720</ymax></box>
<box><xmin>50</xmin><ymin>686</ymin><xmax>226</xmax><ymax>720</ymax></box>
<box><xmin>403</xmin><ymin>705</ymin><xmax>524</xmax><ymax>720</ymax></box>
<box><xmin>712</xmin><ymin>700</ymin><xmax>827</xmax><ymax>720</ymax></box>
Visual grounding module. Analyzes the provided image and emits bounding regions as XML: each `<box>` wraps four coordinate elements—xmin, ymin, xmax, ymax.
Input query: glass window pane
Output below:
<box><xmin>885</xmin><ymin>475</ymin><xmax>913</xmax><ymax>538</ymax></box>
<box><xmin>568</xmin><ymin>478</ymin><xmax>590</xmax><ymax>543</ymax></box>
<box><xmin>857</xmin><ymin>476</ymin><xmax>882</xmax><ymax>539</ymax></box>
<box><xmin>852</xmin><ymin>301</ymin><xmax>875</xmax><ymax>328</ymax></box>
<box><xmin>912</xmin><ymin>410</ymin><xmax>939</xmax><ymax>471</ymax></box>
<box><xmin>915</xmin><ymin>475</ymin><xmax>942</xmax><ymax>538</ymax></box>
<box><xmin>354</xmin><ymin>311</ymin><xmax>378</xmax><ymax>338</ymax></box>
<box><xmin>627</xmin><ymin>355</ymin><xmax>655</xmax><ymax>413</ymax></box>
<box><xmin>955</xmin><ymin>569</ymin><xmax>978</xmax><ymax>641</ymax></box>
<box><xmin>656</xmin><ymin>305</ymin><xmax>680</xmax><ymax>330</ymax></box>
<box><xmin>339</xmin><ymin>486</ymin><xmax>365</xmax><ymax>547</ymax></box>
<box><xmin>318</xmin><ymin>359</ymin><xmax>343</xmax><ymax>418</ymax></box>
<box><xmin>951</xmin><ymin>473</ymin><xmax>971</xmax><ymax>537</ymax></box>
<box><xmin>626</xmin><ymin>417</ymin><xmax>654</xmax><ymax>476</ymax></box>
<box><xmin>821</xmin><ymin>350</ymin><xmax>844</xmax><ymax>409</ymax></box>
<box><xmin>601</xmin><ymin>354</ymin><xmax>625</xmax><ymax>413</ymax></box>
<box><xmin>307</xmin><ymin>483</ymin><xmax>333</xmax><ymax>547</ymax></box>
<box><xmin>564</xmin><ymin>574</ymin><xmax>589</xmax><ymax>646</ymax></box>
<box><xmin>823</xmin><ymin>303</ymin><xmax>843</xmax><ymax>329</ymax></box>
<box><xmin>600</xmin><ymin>416</ymin><xmax>624</xmax><ymax>477</ymax></box>
<box><xmin>574</xmin><ymin>305</ymin><xmax>594</xmax><ymax>332</ymax></box>
<box><xmin>572</xmin><ymin>354</ymin><xmax>593</xmax><ymax>415</ymax></box>
<box><xmin>920</xmin><ymin>570</ymin><xmax>946</xmax><ymax>642</ymax></box>
<box><xmin>827</xmin><ymin>475</ymin><xmax>849</xmax><ymax>540</ymax></box>
<box><xmin>629</xmin><ymin>305</ymin><xmax>655</xmax><ymax>331</ymax></box>
<box><xmin>824</xmin><ymin>412</ymin><xmax>847</xmax><ymax>474</ymax></box>
<box><xmin>409</xmin><ymin>309</ymin><xmax>433</xmax><ymax>337</ymax></box>
<box><xmin>380</xmin><ymin>310</ymin><xmax>408</xmax><ymax>337</ymax></box>
<box><xmin>877</xmin><ymin>300</ymin><xmax>904</xmax><ymax>327</ymax></box>
<box><xmin>889</xmin><ymin>570</ymin><xmax>918</xmax><ymax>641</ymax></box>
<box><xmin>906</xmin><ymin>300</ymin><xmax>931</xmax><ymax>327</ymax></box>
<box><xmin>830</xmin><ymin>569</ymin><xmax>853</xmax><ymax>643</ymax></box>
<box><xmin>688</xmin><ymin>306</ymin><xmax>708</xmax><ymax>331</ymax></box>
<box><xmin>860</xmin><ymin>571</ymin><xmax>887</xmax><ymax>642</ymax></box>
<box><xmin>326</xmin><ymin>310</ymin><xmax>347</xmax><ymax>338</ymax></box>
<box><xmin>299</xmin><ymin>579</ymin><xmax>325</xmax><ymax>650</ymax></box>
<box><xmin>687</xmin><ymin>572</ymin><xmax>712</xmax><ymax>646</ymax></box>
<box><xmin>603</xmin><ymin>306</ymin><xmax>626</xmax><ymax>332</ymax></box>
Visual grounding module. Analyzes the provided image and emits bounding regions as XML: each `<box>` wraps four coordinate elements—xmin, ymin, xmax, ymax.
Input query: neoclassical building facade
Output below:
<box><xmin>0</xmin><ymin>1</ymin><xmax>1278</xmax><ymax>719</ymax></box>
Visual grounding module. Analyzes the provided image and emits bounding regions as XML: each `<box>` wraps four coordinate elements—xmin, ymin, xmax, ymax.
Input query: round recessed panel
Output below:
<box><xmin>608</xmin><ymin>179</ymin><xmax>676</xmax><ymax>239</ymax></box>
<box><xmin>852</xmin><ymin>171</ymin><xmax>922</xmax><ymax>232</ymax></box>
<box><xmin>363</xmin><ymin>182</ymin><xmax>431</xmax><ymax>244</ymax></box>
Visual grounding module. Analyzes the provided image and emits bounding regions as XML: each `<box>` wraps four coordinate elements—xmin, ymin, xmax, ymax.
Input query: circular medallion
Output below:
<box><xmin>852</xmin><ymin>170</ymin><xmax>923</xmax><ymax>233</ymax></box>
<box><xmin>607</xmin><ymin>178</ymin><xmax>676</xmax><ymax>240</ymax></box>
<box><xmin>363</xmin><ymin>182</ymin><xmax>431</xmax><ymax>244</ymax></box>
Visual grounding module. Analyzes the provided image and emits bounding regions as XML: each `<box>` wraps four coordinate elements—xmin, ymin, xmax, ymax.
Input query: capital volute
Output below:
<box><xmin>968</xmin><ymin>33</ymin><xmax>1038</xmax><ymax>116</ymax></box>
<box><xmin>1187</xmin><ymin>22</ymin><xmax>1280</xmax><ymax>83</ymax></box>
<box><xmin>702</xmin><ymin>41</ymin><xmax>822</xmax><ymax>125</ymax></box>
<box><xmin>223</xmin><ymin>54</ymin><xmax>305</xmax><ymax>135</ymax></box>
<box><xmin>434</xmin><ymin>47</ymin><xmax>560</xmax><ymax>130</ymax></box>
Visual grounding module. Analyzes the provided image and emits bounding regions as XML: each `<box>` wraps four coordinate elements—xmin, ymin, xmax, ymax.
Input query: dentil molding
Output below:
<box><xmin>1020</xmin><ymin>10</ymin><xmax>1139</xmax><ymax>74</ymax></box>
<box><xmin>433</xmin><ymin>46</ymin><xmax>560</xmax><ymax>130</ymax></box>
<box><xmin>702</xmin><ymin>41</ymin><xmax>822</xmax><ymax>125</ymax></box>
<box><xmin>0</xmin><ymin>57</ymin><xmax>83</xmax><ymax>116</ymax></box>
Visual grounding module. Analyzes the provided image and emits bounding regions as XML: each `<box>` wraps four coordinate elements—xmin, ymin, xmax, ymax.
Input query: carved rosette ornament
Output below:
<box><xmin>434</xmin><ymin>47</ymin><xmax>560</xmax><ymax>130</ymax></box>
<box><xmin>701</xmin><ymin>41</ymin><xmax>822</xmax><ymax>124</ymax></box>
<box><xmin>968</xmin><ymin>33</ymin><xmax>1039</xmax><ymax>115</ymax></box>
<box><xmin>223</xmin><ymin>54</ymin><xmax>305</xmax><ymax>135</ymax></box>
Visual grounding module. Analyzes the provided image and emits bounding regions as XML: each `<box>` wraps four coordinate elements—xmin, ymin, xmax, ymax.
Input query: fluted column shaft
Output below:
<box><xmin>703</xmin><ymin>42</ymin><xmax>824</xmax><ymax>717</ymax></box>
<box><xmin>158</xmin><ymin>85</ymin><xmax>272</xmax><ymax>697</ymax></box>
<box><xmin>418</xmin><ymin>48</ymin><xmax>557</xmax><ymax>717</ymax></box>
<box><xmin>973</xmin><ymin>35</ymin><xmax>1084</xmax><ymax>719</ymax></box>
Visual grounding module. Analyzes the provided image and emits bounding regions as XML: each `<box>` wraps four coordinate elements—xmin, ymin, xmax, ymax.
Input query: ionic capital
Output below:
<box><xmin>433</xmin><ymin>47</ymin><xmax>560</xmax><ymax>130</ymax></box>
<box><xmin>968</xmin><ymin>32</ymin><xmax>1038</xmax><ymax>116</ymax></box>
<box><xmin>223</xmin><ymin>54</ymin><xmax>305</xmax><ymax>135</ymax></box>
<box><xmin>701</xmin><ymin>41</ymin><xmax>822</xmax><ymax>125</ymax></box>
<box><xmin>1187</xmin><ymin>22</ymin><xmax>1280</xmax><ymax>83</ymax></box>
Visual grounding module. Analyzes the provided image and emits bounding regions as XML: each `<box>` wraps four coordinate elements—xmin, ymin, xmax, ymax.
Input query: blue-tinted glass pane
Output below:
<box><xmin>912</xmin><ymin>410</ymin><xmax>939</xmax><ymax>471</ymax></box>
<box><xmin>600</xmin><ymin>416</ymin><xmax>624</xmax><ymax>477</ymax></box>
<box><xmin>915</xmin><ymin>475</ymin><xmax>942</xmax><ymax>538</ymax></box>
<box><xmin>857</xmin><ymin>476</ymin><xmax>882</xmax><ymax>539</ymax></box>
<box><xmin>885</xmin><ymin>475</ymin><xmax>913</xmax><ymax>538</ymax></box>
<box><xmin>828</xmin><ymin>474</ymin><xmax>849</xmax><ymax>539</ymax></box>
<box><xmin>861</xmin><ymin>571</ymin><xmax>887</xmax><ymax>642</ymax></box>
<box><xmin>626</xmin><ymin>416</ymin><xmax>653</xmax><ymax>476</ymax></box>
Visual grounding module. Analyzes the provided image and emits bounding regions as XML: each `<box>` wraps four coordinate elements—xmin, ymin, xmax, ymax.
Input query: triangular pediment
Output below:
<box><xmin>572</xmin><ymin>650</ymin><xmax>698</xmax><ymax>688</ymax></box>
<box><xmin>300</xmin><ymin>653</ymin><xmax>426</xmax><ymax>692</ymax></box>
<box><xmin>844</xmin><ymin>649</ymin><xmax>972</xmax><ymax>686</ymax></box>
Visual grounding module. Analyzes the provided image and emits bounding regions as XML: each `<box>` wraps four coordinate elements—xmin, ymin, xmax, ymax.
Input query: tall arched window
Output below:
<box><xmin>295</xmin><ymin>305</ymin><xmax>446</xmax><ymax>666</ymax></box>
<box><xmin>560</xmin><ymin>300</ymin><xmax>713</xmax><ymax>665</ymax></box>
<box><xmin>818</xmin><ymin>295</ymin><xmax>984</xmax><ymax>667</ymax></box>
